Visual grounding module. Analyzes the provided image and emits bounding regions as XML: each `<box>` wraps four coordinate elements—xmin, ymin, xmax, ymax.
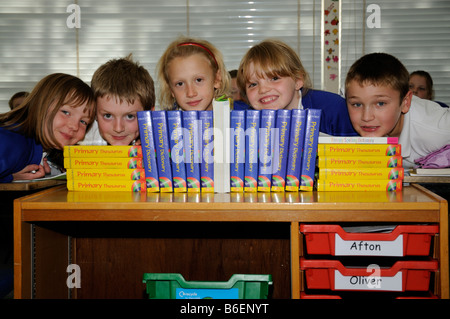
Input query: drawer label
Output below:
<box><xmin>176</xmin><ymin>288</ymin><xmax>239</xmax><ymax>299</ymax></box>
<box><xmin>334</xmin><ymin>269</ymin><xmax>402</xmax><ymax>291</ymax></box>
<box><xmin>335</xmin><ymin>234</ymin><xmax>403</xmax><ymax>256</ymax></box>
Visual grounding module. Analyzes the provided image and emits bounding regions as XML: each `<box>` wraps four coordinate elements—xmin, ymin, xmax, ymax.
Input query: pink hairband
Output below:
<box><xmin>177</xmin><ymin>42</ymin><xmax>218</xmax><ymax>67</ymax></box>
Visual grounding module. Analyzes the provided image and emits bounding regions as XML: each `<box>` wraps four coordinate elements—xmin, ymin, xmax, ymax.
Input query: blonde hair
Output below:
<box><xmin>0</xmin><ymin>73</ymin><xmax>95</xmax><ymax>151</ymax></box>
<box><xmin>91</xmin><ymin>54</ymin><xmax>155</xmax><ymax>110</ymax></box>
<box><xmin>237</xmin><ymin>39</ymin><xmax>312</xmax><ymax>101</ymax></box>
<box><xmin>157</xmin><ymin>36</ymin><xmax>230</xmax><ymax>110</ymax></box>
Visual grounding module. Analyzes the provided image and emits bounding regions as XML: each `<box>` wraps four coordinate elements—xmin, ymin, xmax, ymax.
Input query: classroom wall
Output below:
<box><xmin>0</xmin><ymin>0</ymin><xmax>449</xmax><ymax>113</ymax></box>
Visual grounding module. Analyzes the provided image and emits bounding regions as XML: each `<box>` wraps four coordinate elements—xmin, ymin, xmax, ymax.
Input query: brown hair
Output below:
<box><xmin>8</xmin><ymin>91</ymin><xmax>29</xmax><ymax>110</ymax></box>
<box><xmin>91</xmin><ymin>54</ymin><xmax>155</xmax><ymax>110</ymax></box>
<box><xmin>0</xmin><ymin>73</ymin><xmax>95</xmax><ymax>150</ymax></box>
<box><xmin>345</xmin><ymin>53</ymin><xmax>410</xmax><ymax>100</ymax></box>
<box><xmin>157</xmin><ymin>36</ymin><xmax>230</xmax><ymax>110</ymax></box>
<box><xmin>410</xmin><ymin>70</ymin><xmax>434</xmax><ymax>100</ymax></box>
<box><xmin>237</xmin><ymin>39</ymin><xmax>312</xmax><ymax>101</ymax></box>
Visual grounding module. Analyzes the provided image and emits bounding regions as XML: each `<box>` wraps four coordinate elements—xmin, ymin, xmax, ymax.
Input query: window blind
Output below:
<box><xmin>340</xmin><ymin>0</ymin><xmax>450</xmax><ymax>104</ymax></box>
<box><xmin>1</xmin><ymin>0</ymin><xmax>448</xmax><ymax>113</ymax></box>
<box><xmin>0</xmin><ymin>0</ymin><xmax>322</xmax><ymax>113</ymax></box>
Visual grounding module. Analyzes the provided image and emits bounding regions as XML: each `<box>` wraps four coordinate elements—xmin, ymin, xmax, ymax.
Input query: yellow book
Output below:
<box><xmin>64</xmin><ymin>157</ymin><xmax>144</xmax><ymax>169</ymax></box>
<box><xmin>67</xmin><ymin>191</ymin><xmax>148</xmax><ymax>202</ymax></box>
<box><xmin>67</xmin><ymin>179</ymin><xmax>147</xmax><ymax>192</ymax></box>
<box><xmin>317</xmin><ymin>191</ymin><xmax>403</xmax><ymax>203</ymax></box>
<box><xmin>317</xmin><ymin>155</ymin><xmax>403</xmax><ymax>168</ymax></box>
<box><xmin>317</xmin><ymin>144</ymin><xmax>401</xmax><ymax>156</ymax></box>
<box><xmin>316</xmin><ymin>179</ymin><xmax>403</xmax><ymax>192</ymax></box>
<box><xmin>318</xmin><ymin>167</ymin><xmax>404</xmax><ymax>180</ymax></box>
<box><xmin>66</xmin><ymin>168</ymin><xmax>145</xmax><ymax>181</ymax></box>
<box><xmin>64</xmin><ymin>145</ymin><xmax>142</xmax><ymax>158</ymax></box>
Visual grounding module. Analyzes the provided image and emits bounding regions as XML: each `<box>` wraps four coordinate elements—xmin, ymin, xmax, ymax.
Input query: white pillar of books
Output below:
<box><xmin>213</xmin><ymin>99</ymin><xmax>231</xmax><ymax>193</ymax></box>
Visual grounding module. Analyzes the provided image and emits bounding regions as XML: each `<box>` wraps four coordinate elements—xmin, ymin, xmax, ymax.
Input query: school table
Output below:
<box><xmin>13</xmin><ymin>184</ymin><xmax>449</xmax><ymax>299</ymax></box>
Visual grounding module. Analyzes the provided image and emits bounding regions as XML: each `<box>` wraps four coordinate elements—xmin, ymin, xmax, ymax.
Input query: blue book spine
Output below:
<box><xmin>137</xmin><ymin>111</ymin><xmax>159</xmax><ymax>192</ymax></box>
<box><xmin>167</xmin><ymin>111</ymin><xmax>187</xmax><ymax>193</ymax></box>
<box><xmin>300</xmin><ymin>109</ymin><xmax>321</xmax><ymax>191</ymax></box>
<box><xmin>244</xmin><ymin>110</ymin><xmax>260</xmax><ymax>192</ymax></box>
<box><xmin>199</xmin><ymin>110</ymin><xmax>214</xmax><ymax>193</ymax></box>
<box><xmin>230</xmin><ymin>110</ymin><xmax>245</xmax><ymax>192</ymax></box>
<box><xmin>271</xmin><ymin>109</ymin><xmax>291</xmax><ymax>192</ymax></box>
<box><xmin>182</xmin><ymin>111</ymin><xmax>201</xmax><ymax>193</ymax></box>
<box><xmin>258</xmin><ymin>109</ymin><xmax>276</xmax><ymax>192</ymax></box>
<box><xmin>286</xmin><ymin>109</ymin><xmax>307</xmax><ymax>191</ymax></box>
<box><xmin>152</xmin><ymin>110</ymin><xmax>173</xmax><ymax>192</ymax></box>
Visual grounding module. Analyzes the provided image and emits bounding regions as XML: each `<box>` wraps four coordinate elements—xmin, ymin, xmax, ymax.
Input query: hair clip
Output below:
<box><xmin>177</xmin><ymin>42</ymin><xmax>218</xmax><ymax>67</ymax></box>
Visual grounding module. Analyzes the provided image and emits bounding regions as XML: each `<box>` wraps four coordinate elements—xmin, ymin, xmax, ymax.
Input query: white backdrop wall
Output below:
<box><xmin>0</xmin><ymin>0</ymin><xmax>449</xmax><ymax>113</ymax></box>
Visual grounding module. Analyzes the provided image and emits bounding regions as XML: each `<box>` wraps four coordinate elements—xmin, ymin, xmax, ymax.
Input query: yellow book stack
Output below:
<box><xmin>315</xmin><ymin>139</ymin><xmax>404</xmax><ymax>192</ymax></box>
<box><xmin>64</xmin><ymin>145</ymin><xmax>148</xmax><ymax>192</ymax></box>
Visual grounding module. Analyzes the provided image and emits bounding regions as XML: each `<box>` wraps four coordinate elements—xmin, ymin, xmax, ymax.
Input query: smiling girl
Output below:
<box><xmin>237</xmin><ymin>39</ymin><xmax>357</xmax><ymax>136</ymax></box>
<box><xmin>157</xmin><ymin>36</ymin><xmax>230</xmax><ymax>111</ymax></box>
<box><xmin>0</xmin><ymin>73</ymin><xmax>95</xmax><ymax>182</ymax></box>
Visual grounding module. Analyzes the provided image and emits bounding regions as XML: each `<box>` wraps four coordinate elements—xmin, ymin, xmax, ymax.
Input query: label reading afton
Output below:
<box><xmin>335</xmin><ymin>234</ymin><xmax>403</xmax><ymax>256</ymax></box>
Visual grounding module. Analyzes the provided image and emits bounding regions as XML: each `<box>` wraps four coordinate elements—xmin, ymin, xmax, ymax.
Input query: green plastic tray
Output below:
<box><xmin>142</xmin><ymin>273</ymin><xmax>273</xmax><ymax>299</ymax></box>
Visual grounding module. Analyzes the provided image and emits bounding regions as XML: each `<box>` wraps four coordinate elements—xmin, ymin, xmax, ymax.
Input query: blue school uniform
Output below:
<box><xmin>301</xmin><ymin>89</ymin><xmax>358</xmax><ymax>136</ymax></box>
<box><xmin>0</xmin><ymin>127</ymin><xmax>43</xmax><ymax>183</ymax></box>
<box><xmin>233</xmin><ymin>100</ymin><xmax>251</xmax><ymax>110</ymax></box>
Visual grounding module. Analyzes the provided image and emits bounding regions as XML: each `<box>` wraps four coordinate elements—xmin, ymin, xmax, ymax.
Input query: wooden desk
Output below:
<box><xmin>404</xmin><ymin>175</ymin><xmax>450</xmax><ymax>184</ymax></box>
<box><xmin>0</xmin><ymin>180</ymin><xmax>65</xmax><ymax>191</ymax></box>
<box><xmin>0</xmin><ymin>180</ymin><xmax>66</xmax><ymax>267</ymax></box>
<box><xmin>14</xmin><ymin>184</ymin><xmax>449</xmax><ymax>299</ymax></box>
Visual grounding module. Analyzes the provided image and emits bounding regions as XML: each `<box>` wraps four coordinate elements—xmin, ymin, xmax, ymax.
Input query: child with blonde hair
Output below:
<box><xmin>237</xmin><ymin>39</ymin><xmax>357</xmax><ymax>136</ymax></box>
<box><xmin>0</xmin><ymin>73</ymin><xmax>95</xmax><ymax>182</ymax></box>
<box><xmin>157</xmin><ymin>36</ymin><xmax>230</xmax><ymax>111</ymax></box>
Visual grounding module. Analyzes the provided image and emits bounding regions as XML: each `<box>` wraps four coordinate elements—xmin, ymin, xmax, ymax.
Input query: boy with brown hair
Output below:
<box><xmin>81</xmin><ymin>54</ymin><xmax>155</xmax><ymax>145</ymax></box>
<box><xmin>345</xmin><ymin>52</ymin><xmax>450</xmax><ymax>168</ymax></box>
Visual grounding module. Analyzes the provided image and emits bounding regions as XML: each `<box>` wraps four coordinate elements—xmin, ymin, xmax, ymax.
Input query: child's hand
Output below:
<box><xmin>42</xmin><ymin>157</ymin><xmax>52</xmax><ymax>174</ymax></box>
<box><xmin>12</xmin><ymin>164</ymin><xmax>45</xmax><ymax>181</ymax></box>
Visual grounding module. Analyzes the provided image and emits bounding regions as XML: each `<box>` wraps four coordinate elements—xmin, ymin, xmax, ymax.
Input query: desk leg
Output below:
<box><xmin>290</xmin><ymin>222</ymin><xmax>300</xmax><ymax>299</ymax></box>
<box><xmin>13</xmin><ymin>201</ymin><xmax>32</xmax><ymax>299</ymax></box>
<box><xmin>440</xmin><ymin>200</ymin><xmax>449</xmax><ymax>299</ymax></box>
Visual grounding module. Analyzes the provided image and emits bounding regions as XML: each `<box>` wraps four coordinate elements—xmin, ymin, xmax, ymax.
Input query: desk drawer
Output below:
<box><xmin>300</xmin><ymin>224</ymin><xmax>438</xmax><ymax>256</ymax></box>
<box><xmin>300</xmin><ymin>258</ymin><xmax>438</xmax><ymax>292</ymax></box>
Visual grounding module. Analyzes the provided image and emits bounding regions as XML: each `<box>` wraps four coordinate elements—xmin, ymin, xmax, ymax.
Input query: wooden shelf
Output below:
<box><xmin>13</xmin><ymin>184</ymin><xmax>449</xmax><ymax>299</ymax></box>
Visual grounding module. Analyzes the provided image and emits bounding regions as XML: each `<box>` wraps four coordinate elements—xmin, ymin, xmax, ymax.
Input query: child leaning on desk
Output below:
<box><xmin>79</xmin><ymin>54</ymin><xmax>155</xmax><ymax>146</ymax></box>
<box><xmin>236</xmin><ymin>38</ymin><xmax>358</xmax><ymax>136</ymax></box>
<box><xmin>0</xmin><ymin>73</ymin><xmax>95</xmax><ymax>183</ymax></box>
<box><xmin>156</xmin><ymin>36</ymin><xmax>230</xmax><ymax>111</ymax></box>
<box><xmin>344</xmin><ymin>52</ymin><xmax>450</xmax><ymax>169</ymax></box>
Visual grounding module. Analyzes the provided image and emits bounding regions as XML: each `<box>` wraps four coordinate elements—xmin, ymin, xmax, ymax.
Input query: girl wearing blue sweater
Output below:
<box><xmin>0</xmin><ymin>73</ymin><xmax>95</xmax><ymax>182</ymax></box>
<box><xmin>237</xmin><ymin>39</ymin><xmax>357</xmax><ymax>136</ymax></box>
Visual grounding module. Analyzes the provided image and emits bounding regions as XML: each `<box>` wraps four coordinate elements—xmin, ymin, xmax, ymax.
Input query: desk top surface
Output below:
<box><xmin>0</xmin><ymin>180</ymin><xmax>66</xmax><ymax>191</ymax></box>
<box><xmin>14</xmin><ymin>184</ymin><xmax>446</xmax><ymax>222</ymax></box>
<box><xmin>14</xmin><ymin>183</ymin><xmax>444</xmax><ymax>207</ymax></box>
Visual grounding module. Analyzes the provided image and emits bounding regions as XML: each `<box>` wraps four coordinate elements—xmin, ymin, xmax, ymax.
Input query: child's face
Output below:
<box><xmin>346</xmin><ymin>80</ymin><xmax>412</xmax><ymax>137</ymax></box>
<box><xmin>51</xmin><ymin>102</ymin><xmax>91</xmax><ymax>149</ymax></box>
<box><xmin>167</xmin><ymin>53</ymin><xmax>220</xmax><ymax>111</ymax></box>
<box><xmin>96</xmin><ymin>95</ymin><xmax>144</xmax><ymax>145</ymax></box>
<box><xmin>244</xmin><ymin>62</ymin><xmax>303</xmax><ymax>110</ymax></box>
<box><xmin>409</xmin><ymin>74</ymin><xmax>431</xmax><ymax>100</ymax></box>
